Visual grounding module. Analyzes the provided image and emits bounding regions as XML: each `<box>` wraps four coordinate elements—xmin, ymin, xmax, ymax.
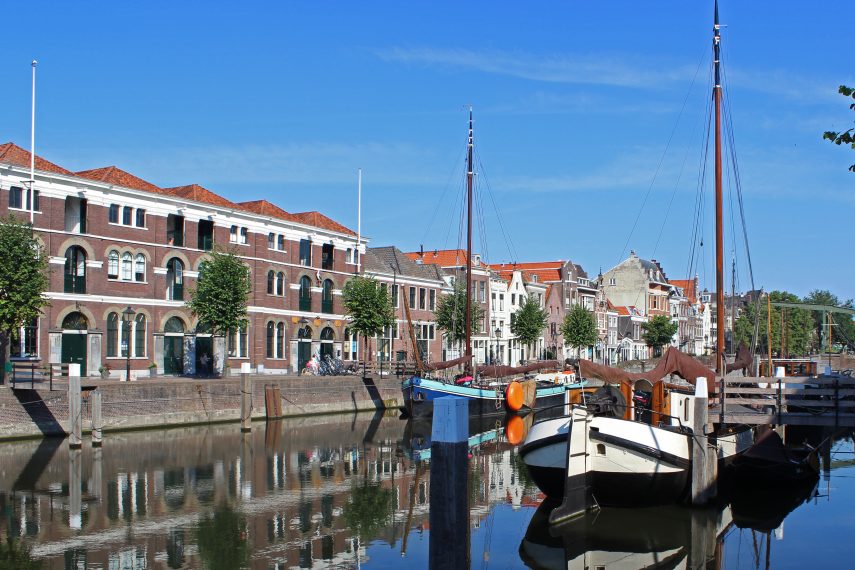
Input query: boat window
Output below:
<box><xmin>597</xmin><ymin>444</ymin><xmax>606</xmax><ymax>455</ymax></box>
<box><xmin>684</xmin><ymin>398</ymin><xmax>690</xmax><ymax>422</ymax></box>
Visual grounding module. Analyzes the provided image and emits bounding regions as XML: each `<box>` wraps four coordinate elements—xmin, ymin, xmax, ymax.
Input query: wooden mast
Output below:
<box><xmin>465</xmin><ymin>107</ymin><xmax>474</xmax><ymax>366</ymax></box>
<box><xmin>714</xmin><ymin>0</ymin><xmax>726</xmax><ymax>374</ymax></box>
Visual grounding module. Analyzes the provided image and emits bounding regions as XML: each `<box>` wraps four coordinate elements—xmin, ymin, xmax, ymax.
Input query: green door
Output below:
<box><xmin>164</xmin><ymin>336</ymin><xmax>184</xmax><ymax>375</ymax></box>
<box><xmin>61</xmin><ymin>333</ymin><xmax>87</xmax><ymax>375</ymax></box>
<box><xmin>298</xmin><ymin>341</ymin><xmax>311</xmax><ymax>373</ymax></box>
<box><xmin>195</xmin><ymin>337</ymin><xmax>213</xmax><ymax>376</ymax></box>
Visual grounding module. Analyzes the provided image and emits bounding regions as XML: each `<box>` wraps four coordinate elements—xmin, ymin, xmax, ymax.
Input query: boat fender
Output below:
<box><xmin>505</xmin><ymin>415</ymin><xmax>525</xmax><ymax>445</ymax></box>
<box><xmin>506</xmin><ymin>380</ymin><xmax>525</xmax><ymax>411</ymax></box>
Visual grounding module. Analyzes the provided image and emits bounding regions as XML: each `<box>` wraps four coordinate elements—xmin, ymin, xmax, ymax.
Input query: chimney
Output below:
<box><xmin>419</xmin><ymin>244</ymin><xmax>424</xmax><ymax>258</ymax></box>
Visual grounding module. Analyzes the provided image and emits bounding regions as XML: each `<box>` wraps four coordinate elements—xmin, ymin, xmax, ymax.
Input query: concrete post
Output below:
<box><xmin>68</xmin><ymin>369</ymin><xmax>82</xmax><ymax>449</ymax></box>
<box><xmin>91</xmin><ymin>390</ymin><xmax>103</xmax><ymax>447</ymax></box>
<box><xmin>691</xmin><ymin>376</ymin><xmax>714</xmax><ymax>505</ymax></box>
<box><xmin>548</xmin><ymin>405</ymin><xmax>594</xmax><ymax>525</ymax></box>
<box><xmin>240</xmin><ymin>373</ymin><xmax>252</xmax><ymax>432</ymax></box>
<box><xmin>69</xmin><ymin>448</ymin><xmax>82</xmax><ymax>529</ymax></box>
<box><xmin>429</xmin><ymin>397</ymin><xmax>469</xmax><ymax>569</ymax></box>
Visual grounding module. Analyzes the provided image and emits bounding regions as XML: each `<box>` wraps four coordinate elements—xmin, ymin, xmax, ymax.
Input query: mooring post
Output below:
<box><xmin>548</xmin><ymin>405</ymin><xmax>594</xmax><ymax>525</ymax></box>
<box><xmin>692</xmin><ymin>376</ymin><xmax>713</xmax><ymax>505</ymax></box>
<box><xmin>91</xmin><ymin>446</ymin><xmax>103</xmax><ymax>500</ymax></box>
<box><xmin>91</xmin><ymin>390</ymin><xmax>103</xmax><ymax>447</ymax></box>
<box><xmin>240</xmin><ymin>372</ymin><xmax>252</xmax><ymax>432</ymax></box>
<box><xmin>68</xmin><ymin>364</ymin><xmax>82</xmax><ymax>449</ymax></box>
<box><xmin>429</xmin><ymin>397</ymin><xmax>469</xmax><ymax>569</ymax></box>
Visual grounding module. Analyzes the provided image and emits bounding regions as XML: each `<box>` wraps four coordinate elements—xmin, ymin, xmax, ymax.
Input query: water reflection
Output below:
<box><xmin>195</xmin><ymin>503</ymin><xmax>250</xmax><ymax>570</ymax></box>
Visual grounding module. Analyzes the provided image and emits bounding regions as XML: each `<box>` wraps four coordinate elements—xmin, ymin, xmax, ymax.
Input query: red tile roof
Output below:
<box><xmin>164</xmin><ymin>184</ymin><xmax>239</xmax><ymax>209</ymax></box>
<box><xmin>291</xmin><ymin>211</ymin><xmax>356</xmax><ymax>237</ymax></box>
<box><xmin>490</xmin><ymin>262</ymin><xmax>562</xmax><ymax>283</ymax></box>
<box><xmin>238</xmin><ymin>200</ymin><xmax>298</xmax><ymax>221</ymax></box>
<box><xmin>405</xmin><ymin>249</ymin><xmax>470</xmax><ymax>267</ymax></box>
<box><xmin>614</xmin><ymin>305</ymin><xmax>639</xmax><ymax>316</ymax></box>
<box><xmin>0</xmin><ymin>142</ymin><xmax>74</xmax><ymax>175</ymax></box>
<box><xmin>75</xmin><ymin>166</ymin><xmax>163</xmax><ymax>194</ymax></box>
<box><xmin>670</xmin><ymin>279</ymin><xmax>698</xmax><ymax>304</ymax></box>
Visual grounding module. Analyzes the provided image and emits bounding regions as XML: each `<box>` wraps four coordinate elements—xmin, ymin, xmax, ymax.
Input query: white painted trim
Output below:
<box><xmin>49</xmin><ymin>256</ymin><xmax>65</xmax><ymax>265</ymax></box>
<box><xmin>85</xmin><ymin>260</ymin><xmax>103</xmax><ymax>269</ymax></box>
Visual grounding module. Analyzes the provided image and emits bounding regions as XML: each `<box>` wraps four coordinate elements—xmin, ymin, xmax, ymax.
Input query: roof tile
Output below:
<box><xmin>75</xmin><ymin>166</ymin><xmax>163</xmax><ymax>194</ymax></box>
<box><xmin>0</xmin><ymin>142</ymin><xmax>74</xmax><ymax>175</ymax></box>
<box><xmin>164</xmin><ymin>184</ymin><xmax>239</xmax><ymax>208</ymax></box>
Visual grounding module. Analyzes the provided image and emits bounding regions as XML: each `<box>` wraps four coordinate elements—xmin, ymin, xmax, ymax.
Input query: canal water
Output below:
<box><xmin>0</xmin><ymin>412</ymin><xmax>852</xmax><ymax>569</ymax></box>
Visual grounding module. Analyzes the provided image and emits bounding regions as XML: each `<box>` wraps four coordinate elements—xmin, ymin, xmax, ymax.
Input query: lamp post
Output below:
<box><xmin>494</xmin><ymin>327</ymin><xmax>502</xmax><ymax>366</ymax></box>
<box><xmin>122</xmin><ymin>306</ymin><xmax>136</xmax><ymax>381</ymax></box>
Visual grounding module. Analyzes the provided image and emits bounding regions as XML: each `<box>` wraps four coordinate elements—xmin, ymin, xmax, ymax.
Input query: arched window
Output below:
<box><xmin>135</xmin><ymin>254</ymin><xmax>146</xmax><ymax>282</ymax></box>
<box><xmin>61</xmin><ymin>312</ymin><xmax>89</xmax><ymax>330</ymax></box>
<box><xmin>322</xmin><ymin>279</ymin><xmax>334</xmax><ymax>314</ymax></box>
<box><xmin>228</xmin><ymin>322</ymin><xmax>249</xmax><ymax>358</ymax></box>
<box><xmin>320</xmin><ymin>327</ymin><xmax>334</xmax><ymax>358</ymax></box>
<box><xmin>198</xmin><ymin>260</ymin><xmax>209</xmax><ymax>279</ymax></box>
<box><xmin>164</xmin><ymin>316</ymin><xmax>185</xmax><ymax>333</ymax></box>
<box><xmin>276</xmin><ymin>322</ymin><xmax>285</xmax><ymax>359</ymax></box>
<box><xmin>106</xmin><ymin>312</ymin><xmax>119</xmax><ymax>357</ymax></box>
<box><xmin>121</xmin><ymin>252</ymin><xmax>133</xmax><ymax>281</ymax></box>
<box><xmin>276</xmin><ymin>272</ymin><xmax>285</xmax><ymax>296</ymax></box>
<box><xmin>267</xmin><ymin>270</ymin><xmax>275</xmax><ymax>295</ymax></box>
<box><xmin>64</xmin><ymin>246</ymin><xmax>86</xmax><ymax>294</ymax></box>
<box><xmin>166</xmin><ymin>258</ymin><xmax>184</xmax><ymax>301</ymax></box>
<box><xmin>107</xmin><ymin>250</ymin><xmax>119</xmax><ymax>279</ymax></box>
<box><xmin>266</xmin><ymin>322</ymin><xmax>275</xmax><ymax>358</ymax></box>
<box><xmin>299</xmin><ymin>276</ymin><xmax>312</xmax><ymax>312</ymax></box>
<box><xmin>134</xmin><ymin>314</ymin><xmax>147</xmax><ymax>357</ymax></box>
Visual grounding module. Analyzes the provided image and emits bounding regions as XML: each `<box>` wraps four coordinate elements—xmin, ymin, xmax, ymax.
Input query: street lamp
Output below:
<box><xmin>122</xmin><ymin>306</ymin><xmax>136</xmax><ymax>381</ymax></box>
<box><xmin>494</xmin><ymin>327</ymin><xmax>502</xmax><ymax>366</ymax></box>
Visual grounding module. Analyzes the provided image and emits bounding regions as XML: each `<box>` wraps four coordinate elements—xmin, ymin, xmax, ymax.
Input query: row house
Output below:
<box><xmin>487</xmin><ymin>273</ymin><xmax>510</xmax><ymax>365</ymax></box>
<box><xmin>602</xmin><ymin>251</ymin><xmax>672</xmax><ymax>320</ymax></box>
<box><xmin>670</xmin><ymin>277</ymin><xmax>705</xmax><ymax>356</ymax></box>
<box><xmin>362</xmin><ymin>247</ymin><xmax>448</xmax><ymax>365</ymax></box>
<box><xmin>492</xmin><ymin>260</ymin><xmax>600</xmax><ymax>361</ymax></box>
<box><xmin>405</xmin><ymin>249</ymin><xmax>493</xmax><ymax>363</ymax></box>
<box><xmin>614</xmin><ymin>305</ymin><xmax>650</xmax><ymax>361</ymax></box>
<box><xmin>0</xmin><ymin>142</ymin><xmax>362</xmax><ymax>378</ymax></box>
<box><xmin>489</xmin><ymin>266</ymin><xmax>548</xmax><ymax>365</ymax></box>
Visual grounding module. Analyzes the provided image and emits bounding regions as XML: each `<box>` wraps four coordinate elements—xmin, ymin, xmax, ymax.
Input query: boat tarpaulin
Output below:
<box><xmin>578</xmin><ymin>347</ymin><xmax>718</xmax><ymax>396</ymax></box>
<box><xmin>480</xmin><ymin>360</ymin><xmax>560</xmax><ymax>379</ymax></box>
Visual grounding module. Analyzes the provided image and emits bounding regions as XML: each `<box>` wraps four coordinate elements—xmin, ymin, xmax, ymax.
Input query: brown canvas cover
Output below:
<box><xmin>725</xmin><ymin>343</ymin><xmax>753</xmax><ymax>374</ymax></box>
<box><xmin>423</xmin><ymin>355</ymin><xmax>471</xmax><ymax>372</ymax></box>
<box><xmin>578</xmin><ymin>347</ymin><xmax>718</xmax><ymax>396</ymax></box>
<box><xmin>479</xmin><ymin>360</ymin><xmax>560</xmax><ymax>379</ymax></box>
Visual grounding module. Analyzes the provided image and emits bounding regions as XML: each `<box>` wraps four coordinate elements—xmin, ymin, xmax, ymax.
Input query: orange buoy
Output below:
<box><xmin>505</xmin><ymin>414</ymin><xmax>526</xmax><ymax>445</ymax></box>
<box><xmin>505</xmin><ymin>380</ymin><xmax>524</xmax><ymax>411</ymax></box>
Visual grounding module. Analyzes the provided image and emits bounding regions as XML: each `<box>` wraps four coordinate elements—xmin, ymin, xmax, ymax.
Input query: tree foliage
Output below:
<box><xmin>641</xmin><ymin>314</ymin><xmax>678</xmax><ymax>351</ymax></box>
<box><xmin>186</xmin><ymin>248</ymin><xmax>251</xmax><ymax>337</ymax></box>
<box><xmin>195</xmin><ymin>504</ymin><xmax>250</xmax><ymax>570</ymax></box>
<box><xmin>562</xmin><ymin>305</ymin><xmax>598</xmax><ymax>355</ymax></box>
<box><xmin>0</xmin><ymin>215</ymin><xmax>49</xmax><ymax>382</ymax></box>
<box><xmin>733</xmin><ymin>291</ymin><xmax>814</xmax><ymax>356</ymax></box>
<box><xmin>803</xmin><ymin>289</ymin><xmax>855</xmax><ymax>351</ymax></box>
<box><xmin>343</xmin><ymin>481</ymin><xmax>393</xmax><ymax>538</ymax></box>
<box><xmin>434</xmin><ymin>282</ymin><xmax>484</xmax><ymax>344</ymax></box>
<box><xmin>342</xmin><ymin>276</ymin><xmax>395</xmax><ymax>339</ymax></box>
<box><xmin>511</xmin><ymin>296</ymin><xmax>548</xmax><ymax>353</ymax></box>
<box><xmin>823</xmin><ymin>85</ymin><xmax>855</xmax><ymax>172</ymax></box>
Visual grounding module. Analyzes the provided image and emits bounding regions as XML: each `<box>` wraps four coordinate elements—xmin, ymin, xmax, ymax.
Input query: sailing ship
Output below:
<box><xmin>521</xmin><ymin>0</ymin><xmax>757</xmax><ymax>507</ymax></box>
<box><xmin>401</xmin><ymin>109</ymin><xmax>586</xmax><ymax>418</ymax></box>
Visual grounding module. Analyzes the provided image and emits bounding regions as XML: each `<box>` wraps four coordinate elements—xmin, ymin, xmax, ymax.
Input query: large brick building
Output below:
<box><xmin>0</xmin><ymin>142</ymin><xmax>363</xmax><ymax>378</ymax></box>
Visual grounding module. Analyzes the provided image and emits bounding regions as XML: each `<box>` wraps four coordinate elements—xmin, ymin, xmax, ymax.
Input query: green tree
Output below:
<box><xmin>641</xmin><ymin>314</ymin><xmax>678</xmax><ymax>355</ymax></box>
<box><xmin>342</xmin><ymin>276</ymin><xmax>394</xmax><ymax>370</ymax></box>
<box><xmin>733</xmin><ymin>291</ymin><xmax>814</xmax><ymax>357</ymax></box>
<box><xmin>511</xmin><ymin>296</ymin><xmax>548</xmax><ymax>360</ymax></box>
<box><xmin>195</xmin><ymin>504</ymin><xmax>250</xmax><ymax>570</ymax></box>
<box><xmin>186</xmin><ymin>249</ymin><xmax>251</xmax><ymax>371</ymax></box>
<box><xmin>823</xmin><ymin>85</ymin><xmax>855</xmax><ymax>172</ymax></box>
<box><xmin>343</xmin><ymin>481</ymin><xmax>393</xmax><ymax>539</ymax></box>
<box><xmin>0</xmin><ymin>215</ymin><xmax>49</xmax><ymax>384</ymax></box>
<box><xmin>803</xmin><ymin>290</ymin><xmax>855</xmax><ymax>352</ymax></box>
<box><xmin>434</xmin><ymin>282</ymin><xmax>484</xmax><ymax>352</ymax></box>
<box><xmin>562</xmin><ymin>305</ymin><xmax>598</xmax><ymax>358</ymax></box>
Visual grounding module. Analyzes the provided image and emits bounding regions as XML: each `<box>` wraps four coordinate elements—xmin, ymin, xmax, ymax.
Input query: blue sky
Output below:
<box><xmin>2</xmin><ymin>1</ymin><xmax>852</xmax><ymax>299</ymax></box>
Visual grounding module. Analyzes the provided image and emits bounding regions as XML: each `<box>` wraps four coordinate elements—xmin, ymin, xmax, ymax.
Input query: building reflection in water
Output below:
<box><xmin>0</xmin><ymin>411</ymin><xmax>540</xmax><ymax>568</ymax></box>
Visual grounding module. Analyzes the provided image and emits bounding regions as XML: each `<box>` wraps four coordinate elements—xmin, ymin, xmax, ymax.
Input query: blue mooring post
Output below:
<box><xmin>429</xmin><ymin>396</ymin><xmax>470</xmax><ymax>569</ymax></box>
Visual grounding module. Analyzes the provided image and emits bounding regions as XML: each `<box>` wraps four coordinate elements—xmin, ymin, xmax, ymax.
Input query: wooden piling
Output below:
<box><xmin>69</xmin><ymin>448</ymin><xmax>82</xmax><ymax>529</ymax></box>
<box><xmin>240</xmin><ymin>373</ymin><xmax>252</xmax><ymax>432</ymax></box>
<box><xmin>549</xmin><ymin>406</ymin><xmax>595</xmax><ymax>525</ymax></box>
<box><xmin>68</xmin><ymin>368</ymin><xmax>82</xmax><ymax>449</ymax></box>
<box><xmin>692</xmin><ymin>376</ymin><xmax>715</xmax><ymax>505</ymax></box>
<box><xmin>91</xmin><ymin>390</ymin><xmax>103</xmax><ymax>447</ymax></box>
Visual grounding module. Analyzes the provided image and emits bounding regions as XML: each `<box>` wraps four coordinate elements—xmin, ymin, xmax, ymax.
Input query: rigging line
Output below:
<box><xmin>442</xmin><ymin>171</ymin><xmax>466</xmax><ymax>250</ymax></box>
<box><xmin>474</xmin><ymin>149</ymin><xmax>519</xmax><ymax>264</ymax></box>
<box><xmin>423</xmin><ymin>140</ymin><xmax>468</xmax><ymax>246</ymax></box>
<box><xmin>685</xmin><ymin>60</ymin><xmax>714</xmax><ymax>282</ymax></box>
<box><xmin>617</xmin><ymin>41</ymin><xmax>710</xmax><ymax>268</ymax></box>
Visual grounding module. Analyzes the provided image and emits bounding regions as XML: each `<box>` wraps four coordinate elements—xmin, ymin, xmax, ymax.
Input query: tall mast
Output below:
<box><xmin>714</xmin><ymin>1</ymin><xmax>725</xmax><ymax>374</ymax></box>
<box><xmin>465</xmin><ymin>107</ymin><xmax>474</xmax><ymax>362</ymax></box>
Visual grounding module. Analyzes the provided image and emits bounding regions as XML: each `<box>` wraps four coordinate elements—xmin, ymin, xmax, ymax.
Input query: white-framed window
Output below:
<box><xmin>230</xmin><ymin>225</ymin><xmax>239</xmax><ymax>243</ymax></box>
<box><xmin>9</xmin><ymin>318</ymin><xmax>38</xmax><ymax>358</ymax></box>
<box><xmin>240</xmin><ymin>227</ymin><xmax>248</xmax><ymax>244</ymax></box>
<box><xmin>277</xmin><ymin>235</ymin><xmax>285</xmax><ymax>251</ymax></box>
<box><xmin>121</xmin><ymin>252</ymin><xmax>133</xmax><ymax>281</ymax></box>
<box><xmin>107</xmin><ymin>250</ymin><xmax>120</xmax><ymax>279</ymax></box>
<box><xmin>228</xmin><ymin>324</ymin><xmax>249</xmax><ymax>358</ymax></box>
<box><xmin>135</xmin><ymin>208</ymin><xmax>146</xmax><ymax>228</ymax></box>
<box><xmin>134</xmin><ymin>254</ymin><xmax>146</xmax><ymax>282</ymax></box>
<box><xmin>268</xmin><ymin>233</ymin><xmax>275</xmax><ymax>249</ymax></box>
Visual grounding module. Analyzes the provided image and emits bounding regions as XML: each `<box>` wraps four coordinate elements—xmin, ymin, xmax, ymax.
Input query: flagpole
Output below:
<box><xmin>30</xmin><ymin>60</ymin><xmax>37</xmax><ymax>223</ymax></box>
<box><xmin>356</xmin><ymin>168</ymin><xmax>362</xmax><ymax>274</ymax></box>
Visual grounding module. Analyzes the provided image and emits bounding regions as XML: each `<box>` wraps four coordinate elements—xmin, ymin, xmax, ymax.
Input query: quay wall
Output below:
<box><xmin>0</xmin><ymin>375</ymin><xmax>403</xmax><ymax>441</ymax></box>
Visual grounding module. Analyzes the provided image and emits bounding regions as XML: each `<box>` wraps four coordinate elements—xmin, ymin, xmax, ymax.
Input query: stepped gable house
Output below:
<box><xmin>0</xmin><ymin>142</ymin><xmax>362</xmax><ymax>378</ymax></box>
